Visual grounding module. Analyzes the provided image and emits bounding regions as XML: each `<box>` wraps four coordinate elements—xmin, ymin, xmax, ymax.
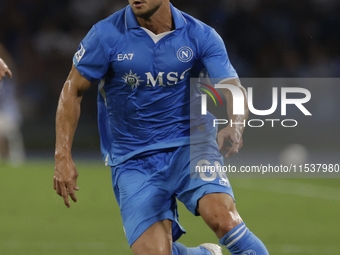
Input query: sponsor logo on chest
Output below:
<box><xmin>122</xmin><ymin>68</ymin><xmax>191</xmax><ymax>89</ymax></box>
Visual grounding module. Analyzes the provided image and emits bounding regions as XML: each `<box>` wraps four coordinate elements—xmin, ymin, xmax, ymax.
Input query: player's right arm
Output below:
<box><xmin>54</xmin><ymin>64</ymin><xmax>91</xmax><ymax>208</ymax></box>
<box><xmin>0</xmin><ymin>58</ymin><xmax>12</xmax><ymax>81</ymax></box>
<box><xmin>0</xmin><ymin>44</ymin><xmax>13</xmax><ymax>81</ymax></box>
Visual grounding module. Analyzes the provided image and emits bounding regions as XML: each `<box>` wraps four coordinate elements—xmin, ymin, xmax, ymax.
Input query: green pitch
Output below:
<box><xmin>0</xmin><ymin>160</ymin><xmax>339</xmax><ymax>255</ymax></box>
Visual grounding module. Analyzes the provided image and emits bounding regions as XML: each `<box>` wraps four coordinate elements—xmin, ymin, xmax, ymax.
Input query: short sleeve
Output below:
<box><xmin>201</xmin><ymin>29</ymin><xmax>238</xmax><ymax>80</ymax></box>
<box><xmin>73</xmin><ymin>26</ymin><xmax>109</xmax><ymax>82</ymax></box>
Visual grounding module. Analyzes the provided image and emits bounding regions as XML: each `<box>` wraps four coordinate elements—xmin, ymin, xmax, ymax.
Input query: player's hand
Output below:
<box><xmin>0</xmin><ymin>58</ymin><xmax>13</xmax><ymax>81</ymax></box>
<box><xmin>53</xmin><ymin>159</ymin><xmax>79</xmax><ymax>208</ymax></box>
<box><xmin>217</xmin><ymin>125</ymin><xmax>243</xmax><ymax>158</ymax></box>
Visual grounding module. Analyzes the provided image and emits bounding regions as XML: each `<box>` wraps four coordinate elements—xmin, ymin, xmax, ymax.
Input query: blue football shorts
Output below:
<box><xmin>110</xmin><ymin>140</ymin><xmax>235</xmax><ymax>246</ymax></box>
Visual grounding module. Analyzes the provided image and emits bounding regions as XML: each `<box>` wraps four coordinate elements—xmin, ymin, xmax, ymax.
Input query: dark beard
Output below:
<box><xmin>135</xmin><ymin>2</ymin><xmax>162</xmax><ymax>19</ymax></box>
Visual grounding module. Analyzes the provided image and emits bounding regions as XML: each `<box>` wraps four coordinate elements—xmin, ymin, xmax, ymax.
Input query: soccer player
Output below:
<box><xmin>54</xmin><ymin>1</ymin><xmax>269</xmax><ymax>254</ymax></box>
<box><xmin>0</xmin><ymin>44</ymin><xmax>25</xmax><ymax>166</ymax></box>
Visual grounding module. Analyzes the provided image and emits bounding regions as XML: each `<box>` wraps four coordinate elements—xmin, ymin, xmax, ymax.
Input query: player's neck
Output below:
<box><xmin>136</xmin><ymin>4</ymin><xmax>174</xmax><ymax>35</ymax></box>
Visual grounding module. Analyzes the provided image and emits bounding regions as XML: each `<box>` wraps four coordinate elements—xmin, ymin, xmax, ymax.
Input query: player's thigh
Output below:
<box><xmin>131</xmin><ymin>219</ymin><xmax>173</xmax><ymax>255</ymax></box>
<box><xmin>112</xmin><ymin>163</ymin><xmax>172</xmax><ymax>244</ymax></box>
<box><xmin>198</xmin><ymin>193</ymin><xmax>243</xmax><ymax>238</ymax></box>
<box><xmin>111</xmin><ymin>153</ymin><xmax>185</xmax><ymax>246</ymax></box>
<box><xmin>177</xmin><ymin>141</ymin><xmax>234</xmax><ymax>214</ymax></box>
<box><xmin>176</xmin><ymin>141</ymin><xmax>241</xmax><ymax>237</ymax></box>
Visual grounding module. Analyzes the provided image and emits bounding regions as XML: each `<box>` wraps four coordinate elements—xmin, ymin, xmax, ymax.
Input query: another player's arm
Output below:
<box><xmin>217</xmin><ymin>79</ymin><xmax>249</xmax><ymax>158</ymax></box>
<box><xmin>54</xmin><ymin>64</ymin><xmax>91</xmax><ymax>208</ymax></box>
<box><xmin>0</xmin><ymin>44</ymin><xmax>13</xmax><ymax>81</ymax></box>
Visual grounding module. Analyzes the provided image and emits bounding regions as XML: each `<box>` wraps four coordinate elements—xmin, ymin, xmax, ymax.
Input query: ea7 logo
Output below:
<box><xmin>117</xmin><ymin>53</ymin><xmax>134</xmax><ymax>61</ymax></box>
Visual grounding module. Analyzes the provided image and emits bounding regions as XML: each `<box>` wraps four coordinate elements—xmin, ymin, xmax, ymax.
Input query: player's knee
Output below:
<box><xmin>206</xmin><ymin>209</ymin><xmax>242</xmax><ymax>238</ymax></box>
<box><xmin>198</xmin><ymin>194</ymin><xmax>243</xmax><ymax>238</ymax></box>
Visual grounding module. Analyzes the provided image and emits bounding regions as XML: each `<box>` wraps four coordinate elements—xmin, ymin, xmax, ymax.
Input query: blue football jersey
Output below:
<box><xmin>73</xmin><ymin>4</ymin><xmax>238</xmax><ymax>166</ymax></box>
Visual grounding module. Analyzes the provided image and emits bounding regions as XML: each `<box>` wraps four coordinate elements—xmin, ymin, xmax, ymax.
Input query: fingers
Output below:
<box><xmin>60</xmin><ymin>184</ymin><xmax>70</xmax><ymax>208</ymax></box>
<box><xmin>6</xmin><ymin>68</ymin><xmax>13</xmax><ymax>79</ymax></box>
<box><xmin>218</xmin><ymin>126</ymin><xmax>244</xmax><ymax>158</ymax></box>
<box><xmin>224</xmin><ymin>143</ymin><xmax>240</xmax><ymax>159</ymax></box>
<box><xmin>217</xmin><ymin>135</ymin><xmax>224</xmax><ymax>151</ymax></box>
<box><xmin>218</xmin><ymin>133</ymin><xmax>237</xmax><ymax>153</ymax></box>
<box><xmin>217</xmin><ymin>130</ymin><xmax>232</xmax><ymax>151</ymax></box>
<box><xmin>0</xmin><ymin>58</ymin><xmax>12</xmax><ymax>80</ymax></box>
<box><xmin>221</xmin><ymin>135</ymin><xmax>243</xmax><ymax>158</ymax></box>
<box><xmin>68</xmin><ymin>184</ymin><xmax>78</xmax><ymax>203</ymax></box>
<box><xmin>53</xmin><ymin>176</ymin><xmax>79</xmax><ymax>208</ymax></box>
<box><xmin>55</xmin><ymin>180</ymin><xmax>61</xmax><ymax>196</ymax></box>
<box><xmin>0</xmin><ymin>69</ymin><xmax>12</xmax><ymax>81</ymax></box>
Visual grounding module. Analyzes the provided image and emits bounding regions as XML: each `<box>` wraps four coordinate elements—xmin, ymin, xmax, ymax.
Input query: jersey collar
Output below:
<box><xmin>125</xmin><ymin>3</ymin><xmax>187</xmax><ymax>30</ymax></box>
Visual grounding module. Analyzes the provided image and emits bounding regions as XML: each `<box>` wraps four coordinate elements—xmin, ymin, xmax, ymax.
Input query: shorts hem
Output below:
<box><xmin>128</xmin><ymin>210</ymin><xmax>186</xmax><ymax>246</ymax></box>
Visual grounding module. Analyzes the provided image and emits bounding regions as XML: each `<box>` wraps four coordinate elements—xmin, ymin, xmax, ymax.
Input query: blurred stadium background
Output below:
<box><xmin>0</xmin><ymin>0</ymin><xmax>339</xmax><ymax>254</ymax></box>
<box><xmin>0</xmin><ymin>0</ymin><xmax>339</xmax><ymax>154</ymax></box>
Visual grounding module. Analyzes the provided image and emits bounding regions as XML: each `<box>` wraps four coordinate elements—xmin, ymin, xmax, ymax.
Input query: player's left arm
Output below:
<box><xmin>217</xmin><ymin>79</ymin><xmax>249</xmax><ymax>158</ymax></box>
<box><xmin>200</xmin><ymin>28</ymin><xmax>248</xmax><ymax>158</ymax></box>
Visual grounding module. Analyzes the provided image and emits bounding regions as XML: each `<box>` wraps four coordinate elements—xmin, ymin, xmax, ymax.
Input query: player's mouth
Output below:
<box><xmin>133</xmin><ymin>1</ymin><xmax>144</xmax><ymax>8</ymax></box>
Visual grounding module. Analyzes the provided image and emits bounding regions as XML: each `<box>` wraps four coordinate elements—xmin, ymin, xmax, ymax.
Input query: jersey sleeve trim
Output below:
<box><xmin>73</xmin><ymin>25</ymin><xmax>110</xmax><ymax>82</ymax></box>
